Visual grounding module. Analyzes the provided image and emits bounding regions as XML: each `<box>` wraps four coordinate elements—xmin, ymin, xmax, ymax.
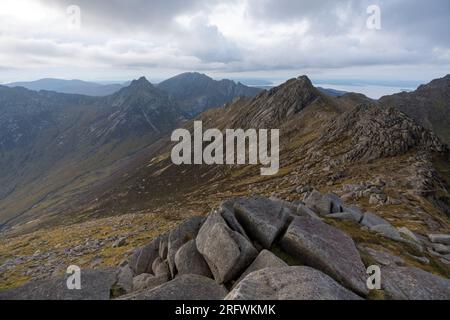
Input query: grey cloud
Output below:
<box><xmin>41</xmin><ymin>0</ymin><xmax>217</xmax><ymax>31</ymax></box>
<box><xmin>379</xmin><ymin>0</ymin><xmax>450</xmax><ymax>47</ymax></box>
<box><xmin>178</xmin><ymin>18</ymin><xmax>241</xmax><ymax>63</ymax></box>
<box><xmin>2</xmin><ymin>0</ymin><xmax>450</xmax><ymax>81</ymax></box>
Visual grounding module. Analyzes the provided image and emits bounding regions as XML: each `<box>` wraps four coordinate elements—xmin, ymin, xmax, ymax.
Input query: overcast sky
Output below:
<box><xmin>0</xmin><ymin>0</ymin><xmax>449</xmax><ymax>95</ymax></box>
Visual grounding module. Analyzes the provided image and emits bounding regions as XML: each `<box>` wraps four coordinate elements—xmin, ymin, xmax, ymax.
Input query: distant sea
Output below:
<box><xmin>314</xmin><ymin>83</ymin><xmax>416</xmax><ymax>99</ymax></box>
<box><xmin>249</xmin><ymin>80</ymin><xmax>417</xmax><ymax>99</ymax></box>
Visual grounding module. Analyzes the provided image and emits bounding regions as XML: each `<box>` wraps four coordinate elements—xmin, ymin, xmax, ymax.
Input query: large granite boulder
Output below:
<box><xmin>371</xmin><ymin>224</ymin><xmax>403</xmax><ymax>241</ymax></box>
<box><xmin>128</xmin><ymin>236</ymin><xmax>162</xmax><ymax>275</ymax></box>
<box><xmin>382</xmin><ymin>267</ymin><xmax>450</xmax><ymax>300</ymax></box>
<box><xmin>234</xmin><ymin>197</ymin><xmax>291</xmax><ymax>248</ymax></box>
<box><xmin>233</xmin><ymin>250</ymin><xmax>287</xmax><ymax>287</ymax></box>
<box><xmin>196</xmin><ymin>212</ymin><xmax>258</xmax><ymax>284</ymax></box>
<box><xmin>174</xmin><ymin>240</ymin><xmax>212</xmax><ymax>278</ymax></box>
<box><xmin>226</xmin><ymin>267</ymin><xmax>361</xmax><ymax>300</ymax></box>
<box><xmin>360</xmin><ymin>212</ymin><xmax>390</xmax><ymax>228</ymax></box>
<box><xmin>167</xmin><ymin>216</ymin><xmax>204</xmax><ymax>278</ymax></box>
<box><xmin>280</xmin><ymin>216</ymin><xmax>368</xmax><ymax>296</ymax></box>
<box><xmin>123</xmin><ymin>274</ymin><xmax>228</xmax><ymax>300</ymax></box>
<box><xmin>303</xmin><ymin>191</ymin><xmax>342</xmax><ymax>216</ymax></box>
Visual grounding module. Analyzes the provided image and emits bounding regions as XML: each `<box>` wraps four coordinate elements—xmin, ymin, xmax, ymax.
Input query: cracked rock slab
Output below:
<box><xmin>226</xmin><ymin>267</ymin><xmax>362</xmax><ymax>300</ymax></box>
<box><xmin>196</xmin><ymin>212</ymin><xmax>258</xmax><ymax>284</ymax></box>
<box><xmin>382</xmin><ymin>267</ymin><xmax>450</xmax><ymax>300</ymax></box>
<box><xmin>280</xmin><ymin>216</ymin><xmax>368</xmax><ymax>296</ymax></box>
<box><xmin>234</xmin><ymin>196</ymin><xmax>291</xmax><ymax>248</ymax></box>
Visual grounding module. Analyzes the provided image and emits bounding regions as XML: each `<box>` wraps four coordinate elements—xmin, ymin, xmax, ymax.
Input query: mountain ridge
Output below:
<box><xmin>5</xmin><ymin>78</ymin><xmax>126</xmax><ymax>97</ymax></box>
<box><xmin>158</xmin><ymin>72</ymin><xmax>262</xmax><ymax>116</ymax></box>
<box><xmin>379</xmin><ymin>74</ymin><xmax>450</xmax><ymax>146</ymax></box>
<box><xmin>1</xmin><ymin>74</ymin><xmax>449</xmax><ymax>297</ymax></box>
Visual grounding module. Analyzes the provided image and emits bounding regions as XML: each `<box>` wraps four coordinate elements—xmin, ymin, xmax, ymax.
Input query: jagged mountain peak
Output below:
<box><xmin>297</xmin><ymin>74</ymin><xmax>314</xmax><ymax>85</ymax></box>
<box><xmin>267</xmin><ymin>75</ymin><xmax>317</xmax><ymax>97</ymax></box>
<box><xmin>158</xmin><ymin>72</ymin><xmax>262</xmax><ymax>116</ymax></box>
<box><xmin>231</xmin><ymin>75</ymin><xmax>326</xmax><ymax>128</ymax></box>
<box><xmin>111</xmin><ymin>76</ymin><xmax>162</xmax><ymax>101</ymax></box>
<box><xmin>128</xmin><ymin>76</ymin><xmax>154</xmax><ymax>89</ymax></box>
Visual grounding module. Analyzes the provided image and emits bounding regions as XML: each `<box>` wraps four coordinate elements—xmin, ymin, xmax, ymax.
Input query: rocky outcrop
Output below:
<box><xmin>318</xmin><ymin>104</ymin><xmax>447</xmax><ymax>163</ymax></box>
<box><xmin>2</xmin><ymin>192</ymin><xmax>449</xmax><ymax>300</ymax></box>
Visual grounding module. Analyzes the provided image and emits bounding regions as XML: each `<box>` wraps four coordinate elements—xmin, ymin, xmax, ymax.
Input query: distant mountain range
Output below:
<box><xmin>5</xmin><ymin>78</ymin><xmax>126</xmax><ymax>97</ymax></box>
<box><xmin>0</xmin><ymin>72</ymin><xmax>449</xmax><ymax>237</ymax></box>
<box><xmin>379</xmin><ymin>74</ymin><xmax>450</xmax><ymax>145</ymax></box>
<box><xmin>4</xmin><ymin>75</ymin><xmax>349</xmax><ymax>104</ymax></box>
<box><xmin>317</xmin><ymin>87</ymin><xmax>347</xmax><ymax>97</ymax></box>
<box><xmin>158</xmin><ymin>72</ymin><xmax>263</xmax><ymax>116</ymax></box>
<box><xmin>0</xmin><ymin>73</ymin><xmax>262</xmax><ymax>231</ymax></box>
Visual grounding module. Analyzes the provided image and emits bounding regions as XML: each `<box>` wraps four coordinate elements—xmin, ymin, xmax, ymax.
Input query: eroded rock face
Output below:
<box><xmin>382</xmin><ymin>267</ymin><xmax>450</xmax><ymax>300</ymax></box>
<box><xmin>280</xmin><ymin>216</ymin><xmax>368</xmax><ymax>296</ymax></box>
<box><xmin>234</xmin><ymin>197</ymin><xmax>291</xmax><ymax>248</ymax></box>
<box><xmin>226</xmin><ymin>267</ymin><xmax>362</xmax><ymax>300</ymax></box>
<box><xmin>196</xmin><ymin>212</ymin><xmax>258</xmax><ymax>284</ymax></box>
<box><xmin>123</xmin><ymin>274</ymin><xmax>228</xmax><ymax>300</ymax></box>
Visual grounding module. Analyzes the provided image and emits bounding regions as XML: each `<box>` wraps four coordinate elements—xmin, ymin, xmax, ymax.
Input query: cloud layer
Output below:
<box><xmin>0</xmin><ymin>0</ymin><xmax>449</xmax><ymax>83</ymax></box>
